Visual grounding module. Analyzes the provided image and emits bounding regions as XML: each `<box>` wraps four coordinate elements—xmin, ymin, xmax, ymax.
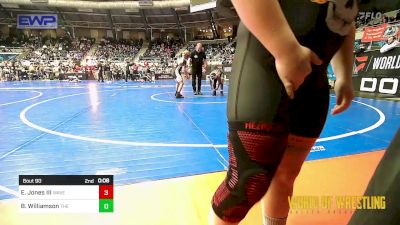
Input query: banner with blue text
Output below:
<box><xmin>17</xmin><ymin>14</ymin><xmax>58</xmax><ymax>29</ymax></box>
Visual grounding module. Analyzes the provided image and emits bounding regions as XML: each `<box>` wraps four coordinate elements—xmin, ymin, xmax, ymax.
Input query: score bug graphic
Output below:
<box><xmin>19</xmin><ymin>175</ymin><xmax>114</xmax><ymax>213</ymax></box>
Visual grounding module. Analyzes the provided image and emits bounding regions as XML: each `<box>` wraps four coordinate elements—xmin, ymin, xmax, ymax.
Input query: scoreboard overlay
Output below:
<box><xmin>19</xmin><ymin>175</ymin><xmax>113</xmax><ymax>213</ymax></box>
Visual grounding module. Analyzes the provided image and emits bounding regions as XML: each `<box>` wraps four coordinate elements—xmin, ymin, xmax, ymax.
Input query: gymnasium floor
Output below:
<box><xmin>0</xmin><ymin>80</ymin><xmax>399</xmax><ymax>225</ymax></box>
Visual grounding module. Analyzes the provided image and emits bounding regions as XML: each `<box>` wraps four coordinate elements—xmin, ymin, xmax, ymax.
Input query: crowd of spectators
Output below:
<box><xmin>134</xmin><ymin>38</ymin><xmax>183</xmax><ymax>76</ymax></box>
<box><xmin>141</xmin><ymin>38</ymin><xmax>183</xmax><ymax>60</ymax></box>
<box><xmin>0</xmin><ymin>35</ymin><xmax>236</xmax><ymax>82</ymax></box>
<box><xmin>136</xmin><ymin>59</ymin><xmax>174</xmax><ymax>76</ymax></box>
<box><xmin>0</xmin><ymin>36</ymin><xmax>94</xmax><ymax>81</ymax></box>
<box><xmin>25</xmin><ymin>37</ymin><xmax>93</xmax><ymax>63</ymax></box>
<box><xmin>0</xmin><ymin>35</ymin><xmax>42</xmax><ymax>50</ymax></box>
<box><xmin>87</xmin><ymin>38</ymin><xmax>143</xmax><ymax>81</ymax></box>
<box><xmin>92</xmin><ymin>38</ymin><xmax>142</xmax><ymax>64</ymax></box>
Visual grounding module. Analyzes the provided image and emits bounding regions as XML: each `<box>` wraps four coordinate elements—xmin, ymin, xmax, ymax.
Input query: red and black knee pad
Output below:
<box><xmin>212</xmin><ymin>121</ymin><xmax>288</xmax><ymax>223</ymax></box>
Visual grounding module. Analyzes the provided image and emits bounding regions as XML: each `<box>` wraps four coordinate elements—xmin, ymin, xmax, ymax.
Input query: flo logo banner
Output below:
<box><xmin>353</xmin><ymin>48</ymin><xmax>400</xmax><ymax>76</ymax></box>
<box><xmin>17</xmin><ymin>14</ymin><xmax>57</xmax><ymax>29</ymax></box>
<box><xmin>353</xmin><ymin>56</ymin><xmax>369</xmax><ymax>74</ymax></box>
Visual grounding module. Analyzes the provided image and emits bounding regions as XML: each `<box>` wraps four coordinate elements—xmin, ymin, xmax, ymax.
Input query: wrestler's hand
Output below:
<box><xmin>331</xmin><ymin>78</ymin><xmax>354</xmax><ymax>115</ymax></box>
<box><xmin>275</xmin><ymin>45</ymin><xmax>323</xmax><ymax>99</ymax></box>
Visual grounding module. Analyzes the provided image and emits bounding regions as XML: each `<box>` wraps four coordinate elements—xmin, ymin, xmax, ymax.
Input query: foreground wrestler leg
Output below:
<box><xmin>210</xmin><ymin>0</ymin><xmax>325</xmax><ymax>223</ymax></box>
<box><xmin>261</xmin><ymin>135</ymin><xmax>315</xmax><ymax>224</ymax></box>
<box><xmin>211</xmin><ymin>0</ymin><xmax>356</xmax><ymax>224</ymax></box>
<box><xmin>261</xmin><ymin>18</ymin><xmax>356</xmax><ymax>225</ymax></box>
<box><xmin>210</xmin><ymin>20</ymin><xmax>290</xmax><ymax>225</ymax></box>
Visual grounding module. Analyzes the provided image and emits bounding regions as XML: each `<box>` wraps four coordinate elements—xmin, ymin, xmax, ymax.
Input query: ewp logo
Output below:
<box><xmin>354</xmin><ymin>55</ymin><xmax>369</xmax><ymax>74</ymax></box>
<box><xmin>19</xmin><ymin>16</ymin><xmax>55</xmax><ymax>26</ymax></box>
<box><xmin>17</xmin><ymin>14</ymin><xmax>57</xmax><ymax>29</ymax></box>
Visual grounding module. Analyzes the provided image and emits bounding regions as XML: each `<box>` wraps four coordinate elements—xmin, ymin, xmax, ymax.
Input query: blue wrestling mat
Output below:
<box><xmin>0</xmin><ymin>80</ymin><xmax>399</xmax><ymax>199</ymax></box>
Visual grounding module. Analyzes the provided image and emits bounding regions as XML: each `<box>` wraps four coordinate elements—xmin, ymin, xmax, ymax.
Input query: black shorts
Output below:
<box><xmin>227</xmin><ymin>23</ymin><xmax>337</xmax><ymax>138</ymax></box>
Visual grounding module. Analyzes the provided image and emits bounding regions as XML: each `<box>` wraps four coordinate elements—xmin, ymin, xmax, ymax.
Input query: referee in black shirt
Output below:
<box><xmin>190</xmin><ymin>43</ymin><xmax>207</xmax><ymax>95</ymax></box>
